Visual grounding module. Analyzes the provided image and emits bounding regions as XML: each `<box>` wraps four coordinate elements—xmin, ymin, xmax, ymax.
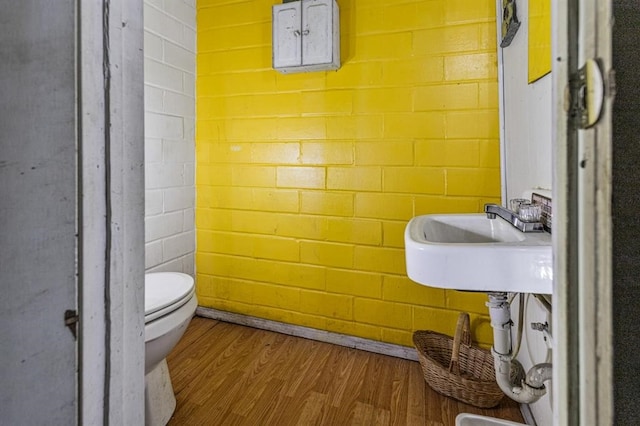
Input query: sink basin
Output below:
<box><xmin>404</xmin><ymin>214</ymin><xmax>552</xmax><ymax>294</ymax></box>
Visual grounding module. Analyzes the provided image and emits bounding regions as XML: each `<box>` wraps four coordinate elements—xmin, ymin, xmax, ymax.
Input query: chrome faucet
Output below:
<box><xmin>484</xmin><ymin>203</ymin><xmax>544</xmax><ymax>233</ymax></box>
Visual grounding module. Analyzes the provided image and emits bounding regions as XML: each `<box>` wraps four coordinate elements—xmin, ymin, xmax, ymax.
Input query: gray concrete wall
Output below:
<box><xmin>0</xmin><ymin>1</ymin><xmax>146</xmax><ymax>423</ymax></box>
<box><xmin>0</xmin><ymin>2</ymin><xmax>78</xmax><ymax>423</ymax></box>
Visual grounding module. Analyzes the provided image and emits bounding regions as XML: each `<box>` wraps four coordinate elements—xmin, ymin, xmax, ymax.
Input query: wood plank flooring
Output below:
<box><xmin>166</xmin><ymin>317</ymin><xmax>525</xmax><ymax>425</ymax></box>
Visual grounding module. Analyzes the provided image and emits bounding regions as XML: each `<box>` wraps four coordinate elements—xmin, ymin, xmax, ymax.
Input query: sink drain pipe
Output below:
<box><xmin>487</xmin><ymin>292</ymin><xmax>552</xmax><ymax>404</ymax></box>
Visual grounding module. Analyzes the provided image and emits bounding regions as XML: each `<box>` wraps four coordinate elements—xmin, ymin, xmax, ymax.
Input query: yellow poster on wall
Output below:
<box><xmin>528</xmin><ymin>0</ymin><xmax>551</xmax><ymax>83</ymax></box>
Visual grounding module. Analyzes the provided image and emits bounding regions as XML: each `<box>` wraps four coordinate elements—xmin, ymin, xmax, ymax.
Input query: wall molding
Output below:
<box><xmin>196</xmin><ymin>307</ymin><xmax>419</xmax><ymax>362</ymax></box>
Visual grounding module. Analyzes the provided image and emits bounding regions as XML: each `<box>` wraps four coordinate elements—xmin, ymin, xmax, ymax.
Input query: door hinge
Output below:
<box><xmin>566</xmin><ymin>59</ymin><xmax>605</xmax><ymax>129</ymax></box>
<box><xmin>64</xmin><ymin>309</ymin><xmax>79</xmax><ymax>340</ymax></box>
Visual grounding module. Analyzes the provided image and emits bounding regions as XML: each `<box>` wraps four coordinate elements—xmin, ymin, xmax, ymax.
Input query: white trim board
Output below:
<box><xmin>195</xmin><ymin>307</ymin><xmax>419</xmax><ymax>362</ymax></box>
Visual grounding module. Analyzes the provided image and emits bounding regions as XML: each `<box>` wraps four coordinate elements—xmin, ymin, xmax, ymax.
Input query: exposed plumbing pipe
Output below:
<box><xmin>487</xmin><ymin>292</ymin><xmax>511</xmax><ymax>356</ymax></box>
<box><xmin>531</xmin><ymin>321</ymin><xmax>554</xmax><ymax>350</ymax></box>
<box><xmin>533</xmin><ymin>293</ymin><xmax>552</xmax><ymax>312</ymax></box>
<box><xmin>487</xmin><ymin>292</ymin><xmax>553</xmax><ymax>404</ymax></box>
<box><xmin>525</xmin><ymin>362</ymin><xmax>553</xmax><ymax>389</ymax></box>
<box><xmin>510</xmin><ymin>293</ymin><xmax>526</xmax><ymax>359</ymax></box>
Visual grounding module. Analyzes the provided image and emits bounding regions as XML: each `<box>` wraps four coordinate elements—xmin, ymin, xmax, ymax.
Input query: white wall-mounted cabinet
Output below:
<box><xmin>272</xmin><ymin>0</ymin><xmax>340</xmax><ymax>74</ymax></box>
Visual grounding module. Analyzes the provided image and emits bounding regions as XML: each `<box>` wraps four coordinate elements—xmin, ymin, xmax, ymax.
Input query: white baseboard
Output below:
<box><xmin>195</xmin><ymin>306</ymin><xmax>419</xmax><ymax>362</ymax></box>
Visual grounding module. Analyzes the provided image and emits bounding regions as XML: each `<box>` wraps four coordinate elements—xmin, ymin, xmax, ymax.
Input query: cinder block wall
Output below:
<box><xmin>196</xmin><ymin>0</ymin><xmax>501</xmax><ymax>347</ymax></box>
<box><xmin>144</xmin><ymin>0</ymin><xmax>196</xmax><ymax>274</ymax></box>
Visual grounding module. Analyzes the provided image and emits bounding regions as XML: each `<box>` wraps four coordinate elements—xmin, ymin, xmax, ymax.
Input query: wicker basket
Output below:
<box><xmin>412</xmin><ymin>312</ymin><xmax>504</xmax><ymax>408</ymax></box>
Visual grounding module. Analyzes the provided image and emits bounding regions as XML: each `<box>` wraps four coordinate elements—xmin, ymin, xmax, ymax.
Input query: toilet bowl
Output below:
<box><xmin>144</xmin><ymin>272</ymin><xmax>197</xmax><ymax>426</ymax></box>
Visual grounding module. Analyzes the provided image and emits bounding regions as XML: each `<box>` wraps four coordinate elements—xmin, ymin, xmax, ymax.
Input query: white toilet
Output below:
<box><xmin>144</xmin><ymin>272</ymin><xmax>198</xmax><ymax>426</ymax></box>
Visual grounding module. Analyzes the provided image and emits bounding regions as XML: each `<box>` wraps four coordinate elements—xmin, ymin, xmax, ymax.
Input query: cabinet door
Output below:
<box><xmin>273</xmin><ymin>2</ymin><xmax>302</xmax><ymax>68</ymax></box>
<box><xmin>302</xmin><ymin>0</ymin><xmax>333</xmax><ymax>65</ymax></box>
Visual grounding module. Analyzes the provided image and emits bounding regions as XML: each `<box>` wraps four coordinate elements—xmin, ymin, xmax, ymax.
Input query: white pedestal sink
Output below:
<box><xmin>404</xmin><ymin>214</ymin><xmax>552</xmax><ymax>294</ymax></box>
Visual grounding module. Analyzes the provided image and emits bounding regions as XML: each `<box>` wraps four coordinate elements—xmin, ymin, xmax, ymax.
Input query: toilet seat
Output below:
<box><xmin>145</xmin><ymin>272</ymin><xmax>195</xmax><ymax>323</ymax></box>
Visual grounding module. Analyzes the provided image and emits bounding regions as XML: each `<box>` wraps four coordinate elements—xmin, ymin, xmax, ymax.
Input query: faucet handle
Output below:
<box><xmin>519</xmin><ymin>204</ymin><xmax>542</xmax><ymax>222</ymax></box>
<box><xmin>509</xmin><ymin>198</ymin><xmax>530</xmax><ymax>213</ymax></box>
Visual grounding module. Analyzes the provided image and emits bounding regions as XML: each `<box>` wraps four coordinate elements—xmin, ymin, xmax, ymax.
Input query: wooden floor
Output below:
<box><xmin>167</xmin><ymin>317</ymin><xmax>524</xmax><ymax>426</ymax></box>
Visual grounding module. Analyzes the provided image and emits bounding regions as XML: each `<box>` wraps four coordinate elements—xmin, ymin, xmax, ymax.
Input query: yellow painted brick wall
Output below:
<box><xmin>196</xmin><ymin>0</ymin><xmax>500</xmax><ymax>347</ymax></box>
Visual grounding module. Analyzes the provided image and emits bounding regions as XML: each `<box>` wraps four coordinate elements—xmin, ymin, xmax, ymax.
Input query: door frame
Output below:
<box><xmin>78</xmin><ymin>0</ymin><xmax>145</xmax><ymax>424</ymax></box>
<box><xmin>552</xmin><ymin>0</ymin><xmax>614</xmax><ymax>424</ymax></box>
